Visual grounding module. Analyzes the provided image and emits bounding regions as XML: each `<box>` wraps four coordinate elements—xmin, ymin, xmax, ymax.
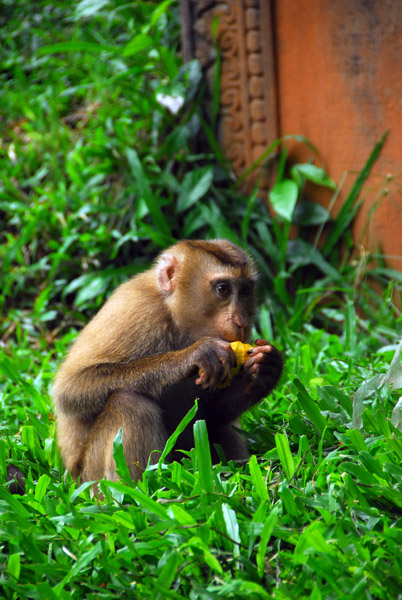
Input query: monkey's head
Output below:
<box><xmin>156</xmin><ymin>239</ymin><xmax>258</xmax><ymax>343</ymax></box>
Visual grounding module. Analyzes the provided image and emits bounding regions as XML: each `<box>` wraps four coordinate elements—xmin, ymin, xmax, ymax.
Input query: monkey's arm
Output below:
<box><xmin>54</xmin><ymin>336</ymin><xmax>236</xmax><ymax>420</ymax></box>
<box><xmin>204</xmin><ymin>341</ymin><xmax>283</xmax><ymax>424</ymax></box>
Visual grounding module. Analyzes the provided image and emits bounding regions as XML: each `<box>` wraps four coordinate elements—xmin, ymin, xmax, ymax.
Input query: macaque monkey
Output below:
<box><xmin>53</xmin><ymin>239</ymin><xmax>283</xmax><ymax>482</ymax></box>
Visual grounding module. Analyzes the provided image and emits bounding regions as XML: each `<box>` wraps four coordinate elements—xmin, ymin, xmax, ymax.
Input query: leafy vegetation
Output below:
<box><xmin>1</xmin><ymin>1</ymin><xmax>402</xmax><ymax>598</ymax></box>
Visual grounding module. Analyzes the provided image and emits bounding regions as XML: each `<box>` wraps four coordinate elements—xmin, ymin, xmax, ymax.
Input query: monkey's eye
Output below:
<box><xmin>216</xmin><ymin>282</ymin><xmax>231</xmax><ymax>298</ymax></box>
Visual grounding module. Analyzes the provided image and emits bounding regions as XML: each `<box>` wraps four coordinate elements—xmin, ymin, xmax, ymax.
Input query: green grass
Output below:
<box><xmin>1</xmin><ymin>320</ymin><xmax>402</xmax><ymax>598</ymax></box>
<box><xmin>1</xmin><ymin>1</ymin><xmax>402</xmax><ymax>598</ymax></box>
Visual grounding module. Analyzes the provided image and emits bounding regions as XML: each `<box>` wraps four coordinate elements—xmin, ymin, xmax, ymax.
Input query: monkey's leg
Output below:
<box><xmin>80</xmin><ymin>391</ymin><xmax>167</xmax><ymax>482</ymax></box>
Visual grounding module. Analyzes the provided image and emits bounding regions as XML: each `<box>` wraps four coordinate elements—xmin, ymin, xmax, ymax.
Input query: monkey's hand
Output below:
<box><xmin>240</xmin><ymin>339</ymin><xmax>283</xmax><ymax>397</ymax></box>
<box><xmin>193</xmin><ymin>337</ymin><xmax>237</xmax><ymax>390</ymax></box>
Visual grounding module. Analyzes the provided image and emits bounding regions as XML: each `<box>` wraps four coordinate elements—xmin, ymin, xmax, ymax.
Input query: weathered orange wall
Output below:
<box><xmin>274</xmin><ymin>0</ymin><xmax>402</xmax><ymax>268</ymax></box>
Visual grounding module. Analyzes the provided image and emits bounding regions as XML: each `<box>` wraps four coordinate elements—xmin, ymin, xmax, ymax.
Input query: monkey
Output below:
<box><xmin>52</xmin><ymin>239</ymin><xmax>283</xmax><ymax>483</ymax></box>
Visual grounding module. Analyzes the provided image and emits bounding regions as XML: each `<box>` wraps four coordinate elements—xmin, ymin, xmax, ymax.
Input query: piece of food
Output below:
<box><xmin>197</xmin><ymin>341</ymin><xmax>255</xmax><ymax>388</ymax></box>
<box><xmin>219</xmin><ymin>341</ymin><xmax>255</xmax><ymax>388</ymax></box>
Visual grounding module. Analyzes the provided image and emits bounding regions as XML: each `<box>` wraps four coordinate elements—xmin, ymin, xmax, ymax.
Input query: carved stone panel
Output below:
<box><xmin>180</xmin><ymin>0</ymin><xmax>278</xmax><ymax>190</ymax></box>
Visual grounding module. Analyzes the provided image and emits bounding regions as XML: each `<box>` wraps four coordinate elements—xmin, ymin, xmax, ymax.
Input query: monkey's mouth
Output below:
<box><xmin>224</xmin><ymin>332</ymin><xmax>247</xmax><ymax>344</ymax></box>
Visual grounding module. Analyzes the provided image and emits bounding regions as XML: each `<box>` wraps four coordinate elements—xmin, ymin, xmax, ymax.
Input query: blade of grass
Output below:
<box><xmin>158</xmin><ymin>400</ymin><xmax>198</xmax><ymax>471</ymax></box>
<box><xmin>113</xmin><ymin>428</ymin><xmax>132</xmax><ymax>482</ymax></box>
<box><xmin>275</xmin><ymin>433</ymin><xmax>295</xmax><ymax>479</ymax></box>
<box><xmin>154</xmin><ymin>550</ymin><xmax>180</xmax><ymax>600</ymax></box>
<box><xmin>221</xmin><ymin>503</ymin><xmax>241</xmax><ymax>556</ymax></box>
<box><xmin>126</xmin><ymin>148</ymin><xmax>173</xmax><ymax>240</ymax></box>
<box><xmin>7</xmin><ymin>554</ymin><xmax>21</xmax><ymax>582</ymax></box>
<box><xmin>322</xmin><ymin>131</ymin><xmax>389</xmax><ymax>257</ymax></box>
<box><xmin>249</xmin><ymin>455</ymin><xmax>269</xmax><ymax>502</ymax></box>
<box><xmin>294</xmin><ymin>378</ymin><xmax>334</xmax><ymax>442</ymax></box>
<box><xmin>257</xmin><ymin>506</ymin><xmax>279</xmax><ymax>578</ymax></box>
<box><xmin>236</xmin><ymin>134</ymin><xmax>318</xmax><ymax>186</ymax></box>
<box><xmin>38</xmin><ymin>41</ymin><xmax>118</xmax><ymax>55</ymax></box>
<box><xmin>193</xmin><ymin>419</ymin><xmax>213</xmax><ymax>493</ymax></box>
<box><xmin>294</xmin><ymin>521</ymin><xmax>334</xmax><ymax>557</ymax></box>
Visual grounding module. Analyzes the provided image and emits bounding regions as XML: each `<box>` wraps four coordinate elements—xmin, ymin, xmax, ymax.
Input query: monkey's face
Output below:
<box><xmin>157</xmin><ymin>240</ymin><xmax>258</xmax><ymax>344</ymax></box>
<box><xmin>172</xmin><ymin>272</ymin><xmax>256</xmax><ymax>344</ymax></box>
<box><xmin>204</xmin><ymin>275</ymin><xmax>255</xmax><ymax>342</ymax></box>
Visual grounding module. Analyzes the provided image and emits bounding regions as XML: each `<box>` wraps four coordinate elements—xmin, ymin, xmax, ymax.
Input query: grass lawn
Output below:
<box><xmin>1</xmin><ymin>1</ymin><xmax>402</xmax><ymax>598</ymax></box>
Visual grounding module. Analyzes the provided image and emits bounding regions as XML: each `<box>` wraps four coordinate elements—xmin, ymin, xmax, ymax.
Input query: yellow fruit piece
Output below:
<box><xmin>218</xmin><ymin>341</ymin><xmax>255</xmax><ymax>388</ymax></box>
<box><xmin>197</xmin><ymin>341</ymin><xmax>255</xmax><ymax>388</ymax></box>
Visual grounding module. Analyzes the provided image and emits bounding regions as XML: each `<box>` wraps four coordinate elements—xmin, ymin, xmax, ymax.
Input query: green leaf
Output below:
<box><xmin>177</xmin><ymin>167</ymin><xmax>213</xmax><ymax>212</ymax></box>
<box><xmin>341</xmin><ymin>463</ymin><xmax>375</xmax><ymax>486</ymax></box>
<box><xmin>294</xmin><ymin>378</ymin><xmax>334</xmax><ymax>442</ymax></box>
<box><xmin>74</xmin><ymin>0</ymin><xmax>110</xmax><ymax>19</ymax></box>
<box><xmin>222</xmin><ymin>503</ymin><xmax>241</xmax><ymax>555</ymax></box>
<box><xmin>158</xmin><ymin>401</ymin><xmax>199</xmax><ymax>469</ymax></box>
<box><xmin>70</xmin><ymin>481</ymin><xmax>99</xmax><ymax>502</ymax></box>
<box><xmin>167</xmin><ymin>504</ymin><xmax>197</xmax><ymax>527</ymax></box>
<box><xmin>123</xmin><ymin>34</ymin><xmax>154</xmax><ymax>57</ymax></box>
<box><xmin>38</xmin><ymin>41</ymin><xmax>117</xmax><ymax>55</ymax></box>
<box><xmin>0</xmin><ymin>354</ymin><xmax>21</xmax><ymax>381</ymax></box>
<box><xmin>113</xmin><ymin>428</ymin><xmax>132</xmax><ymax>482</ymax></box>
<box><xmin>7</xmin><ymin>553</ymin><xmax>21</xmax><ymax>581</ymax></box>
<box><xmin>201</xmin><ymin>546</ymin><xmax>223</xmax><ymax>574</ymax></box>
<box><xmin>275</xmin><ymin>433</ymin><xmax>295</xmax><ymax>479</ymax></box>
<box><xmin>293</xmin><ymin>201</ymin><xmax>330</xmax><ymax>225</ymax></box>
<box><xmin>71</xmin><ymin>542</ymin><xmax>102</xmax><ymax>576</ymax></box>
<box><xmin>344</xmin><ymin>298</ymin><xmax>357</xmax><ymax>356</ymax></box>
<box><xmin>340</xmin><ymin>429</ymin><xmax>368</xmax><ymax>453</ymax></box>
<box><xmin>236</xmin><ymin>134</ymin><xmax>318</xmax><ymax>186</ymax></box>
<box><xmin>113</xmin><ymin>510</ymin><xmax>134</xmax><ymax>529</ymax></box>
<box><xmin>35</xmin><ymin>474</ymin><xmax>51</xmax><ymax>503</ymax></box>
<box><xmin>279</xmin><ymin>481</ymin><xmax>299</xmax><ymax>516</ymax></box>
<box><xmin>0</xmin><ymin>487</ymin><xmax>31</xmax><ymax>521</ymax></box>
<box><xmin>208</xmin><ymin>579</ymin><xmax>271</xmax><ymax>598</ymax></box>
<box><xmin>155</xmin><ymin>550</ymin><xmax>180</xmax><ymax>600</ymax></box>
<box><xmin>0</xmin><ymin>439</ymin><xmax>6</xmax><ymax>482</ymax></box>
<box><xmin>64</xmin><ymin>271</ymin><xmax>111</xmax><ymax>307</ymax></box>
<box><xmin>287</xmin><ymin>239</ymin><xmax>341</xmax><ymax>281</ymax></box>
<box><xmin>75</xmin><ymin>275</ymin><xmax>111</xmax><ymax>307</ymax></box>
<box><xmin>269</xmin><ymin>179</ymin><xmax>298</xmax><ymax>222</ymax></box>
<box><xmin>291</xmin><ymin>164</ymin><xmax>336</xmax><ymax>189</ymax></box>
<box><xmin>103</xmin><ymin>482</ymin><xmax>168</xmax><ymax>519</ymax></box>
<box><xmin>249</xmin><ymin>455</ymin><xmax>269</xmax><ymax>501</ymax></box>
<box><xmin>126</xmin><ymin>148</ymin><xmax>173</xmax><ymax>239</ymax></box>
<box><xmin>193</xmin><ymin>419</ymin><xmax>213</xmax><ymax>493</ymax></box>
<box><xmin>21</xmin><ymin>380</ymin><xmax>49</xmax><ymax>414</ymax></box>
<box><xmin>294</xmin><ymin>521</ymin><xmax>334</xmax><ymax>557</ymax></box>
<box><xmin>257</xmin><ymin>506</ymin><xmax>279</xmax><ymax>578</ymax></box>
<box><xmin>150</xmin><ymin>0</ymin><xmax>174</xmax><ymax>26</ymax></box>
<box><xmin>21</xmin><ymin>426</ymin><xmax>37</xmax><ymax>458</ymax></box>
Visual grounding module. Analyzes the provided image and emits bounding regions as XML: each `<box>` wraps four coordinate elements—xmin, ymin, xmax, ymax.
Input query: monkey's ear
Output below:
<box><xmin>157</xmin><ymin>253</ymin><xmax>180</xmax><ymax>293</ymax></box>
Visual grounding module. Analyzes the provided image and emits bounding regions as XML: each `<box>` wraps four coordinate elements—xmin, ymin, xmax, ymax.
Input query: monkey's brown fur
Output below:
<box><xmin>53</xmin><ymin>239</ymin><xmax>283</xmax><ymax>482</ymax></box>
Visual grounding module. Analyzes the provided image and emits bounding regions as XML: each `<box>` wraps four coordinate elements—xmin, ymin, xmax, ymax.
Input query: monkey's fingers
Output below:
<box><xmin>196</xmin><ymin>342</ymin><xmax>235</xmax><ymax>389</ymax></box>
<box><xmin>203</xmin><ymin>357</ymin><xmax>231</xmax><ymax>389</ymax></box>
<box><xmin>195</xmin><ymin>368</ymin><xmax>208</xmax><ymax>386</ymax></box>
<box><xmin>218</xmin><ymin>347</ymin><xmax>237</xmax><ymax>384</ymax></box>
<box><xmin>217</xmin><ymin>340</ymin><xmax>237</xmax><ymax>367</ymax></box>
<box><xmin>242</xmin><ymin>345</ymin><xmax>282</xmax><ymax>376</ymax></box>
<box><xmin>243</xmin><ymin>345</ymin><xmax>283</xmax><ymax>389</ymax></box>
<box><xmin>205</xmin><ymin>340</ymin><xmax>236</xmax><ymax>387</ymax></box>
<box><xmin>243</xmin><ymin>344</ymin><xmax>273</xmax><ymax>363</ymax></box>
<box><xmin>254</xmin><ymin>338</ymin><xmax>270</xmax><ymax>347</ymax></box>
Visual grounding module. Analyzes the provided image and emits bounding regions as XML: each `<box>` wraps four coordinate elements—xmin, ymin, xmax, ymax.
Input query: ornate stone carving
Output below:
<box><xmin>180</xmin><ymin>0</ymin><xmax>278</xmax><ymax>190</ymax></box>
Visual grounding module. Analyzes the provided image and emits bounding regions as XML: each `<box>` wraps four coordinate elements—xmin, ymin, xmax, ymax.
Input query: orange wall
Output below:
<box><xmin>274</xmin><ymin>0</ymin><xmax>402</xmax><ymax>268</ymax></box>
